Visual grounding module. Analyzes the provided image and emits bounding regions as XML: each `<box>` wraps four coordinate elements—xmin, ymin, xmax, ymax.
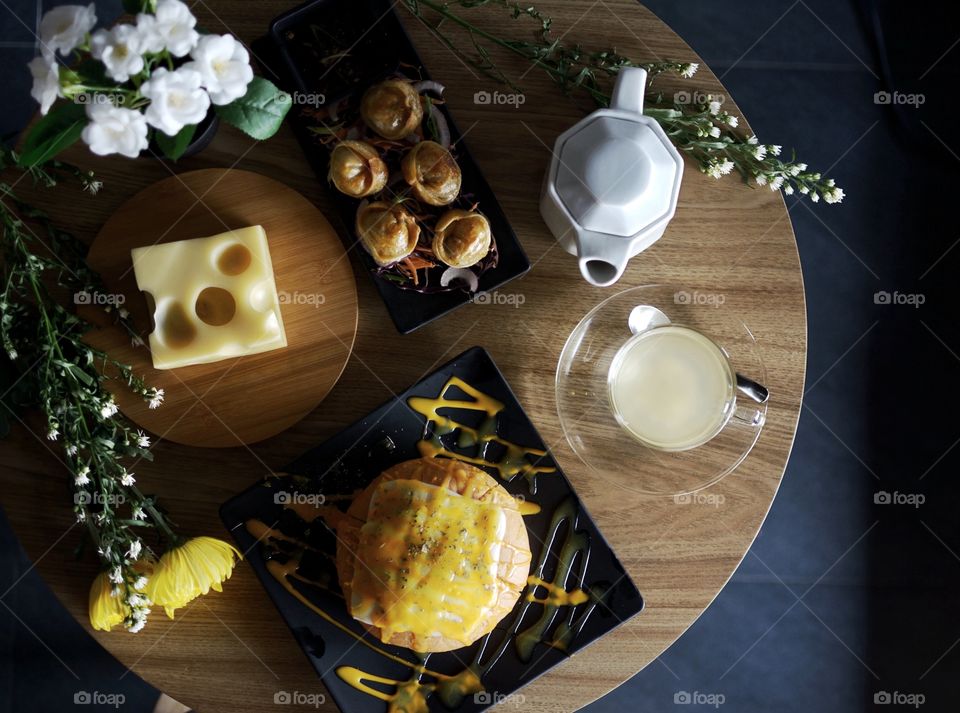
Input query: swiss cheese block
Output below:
<box><xmin>131</xmin><ymin>226</ymin><xmax>287</xmax><ymax>370</ymax></box>
<box><xmin>349</xmin><ymin>478</ymin><xmax>507</xmax><ymax>646</ymax></box>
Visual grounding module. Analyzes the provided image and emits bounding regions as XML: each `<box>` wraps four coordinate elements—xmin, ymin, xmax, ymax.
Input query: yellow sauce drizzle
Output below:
<box><xmin>526</xmin><ymin>576</ymin><xmax>590</xmax><ymax>607</ymax></box>
<box><xmin>408</xmin><ymin>376</ymin><xmax>556</xmax><ymax>488</ymax></box>
<box><xmin>516</xmin><ymin>500</ymin><xmax>541</xmax><ymax>516</ymax></box>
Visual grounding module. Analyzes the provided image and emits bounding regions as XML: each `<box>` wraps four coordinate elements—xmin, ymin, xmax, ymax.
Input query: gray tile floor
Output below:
<box><xmin>2</xmin><ymin>1</ymin><xmax>958</xmax><ymax>712</ymax></box>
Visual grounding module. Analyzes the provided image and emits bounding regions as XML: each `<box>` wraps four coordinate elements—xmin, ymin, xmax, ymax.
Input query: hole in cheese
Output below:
<box><xmin>217</xmin><ymin>243</ymin><xmax>252</xmax><ymax>276</ymax></box>
<box><xmin>195</xmin><ymin>286</ymin><xmax>236</xmax><ymax>326</ymax></box>
<box><xmin>161</xmin><ymin>301</ymin><xmax>197</xmax><ymax>348</ymax></box>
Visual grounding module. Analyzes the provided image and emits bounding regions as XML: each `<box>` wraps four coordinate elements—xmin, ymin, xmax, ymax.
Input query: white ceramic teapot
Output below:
<box><xmin>540</xmin><ymin>67</ymin><xmax>684</xmax><ymax>287</ymax></box>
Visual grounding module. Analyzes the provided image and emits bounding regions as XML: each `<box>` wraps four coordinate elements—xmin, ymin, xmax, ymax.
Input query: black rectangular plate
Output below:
<box><xmin>260</xmin><ymin>0</ymin><xmax>530</xmax><ymax>334</ymax></box>
<box><xmin>220</xmin><ymin>347</ymin><xmax>643</xmax><ymax>713</ymax></box>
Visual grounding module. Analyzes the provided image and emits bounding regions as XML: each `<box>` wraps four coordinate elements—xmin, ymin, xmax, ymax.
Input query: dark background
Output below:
<box><xmin>2</xmin><ymin>1</ymin><xmax>958</xmax><ymax>711</ymax></box>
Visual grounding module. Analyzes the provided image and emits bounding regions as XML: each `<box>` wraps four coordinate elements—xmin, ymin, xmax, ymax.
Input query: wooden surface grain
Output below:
<box><xmin>84</xmin><ymin>168</ymin><xmax>358</xmax><ymax>447</ymax></box>
<box><xmin>0</xmin><ymin>1</ymin><xmax>806</xmax><ymax>711</ymax></box>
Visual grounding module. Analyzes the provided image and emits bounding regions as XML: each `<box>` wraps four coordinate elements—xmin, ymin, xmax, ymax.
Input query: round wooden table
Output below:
<box><xmin>0</xmin><ymin>2</ymin><xmax>805</xmax><ymax>711</ymax></box>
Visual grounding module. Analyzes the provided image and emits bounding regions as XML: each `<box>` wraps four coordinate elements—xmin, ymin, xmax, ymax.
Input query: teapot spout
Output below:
<box><xmin>576</xmin><ymin>233</ymin><xmax>632</xmax><ymax>287</ymax></box>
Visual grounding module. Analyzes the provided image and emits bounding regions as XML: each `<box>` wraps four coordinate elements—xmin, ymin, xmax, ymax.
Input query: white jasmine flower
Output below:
<box><xmin>99</xmin><ymin>396</ymin><xmax>120</xmax><ymax>418</ymax></box>
<box><xmin>111</xmin><ymin>585</ymin><xmax>122</xmax><ymax>598</ymax></box>
<box><xmin>132</xmin><ymin>506</ymin><xmax>146</xmax><ymax>520</ymax></box>
<box><xmin>136</xmin><ymin>431</ymin><xmax>151</xmax><ymax>448</ymax></box>
<box><xmin>784</xmin><ymin>184</ymin><xmax>794</xmax><ymax>195</ymax></box>
<box><xmin>799</xmin><ymin>185</ymin><xmax>810</xmax><ymax>194</ymax></box>
<box><xmin>74</xmin><ymin>468</ymin><xmax>90</xmax><ymax>486</ymax></box>
<box><xmin>28</xmin><ymin>56</ymin><xmax>60</xmax><ymax>115</ymax></box>
<box><xmin>126</xmin><ymin>592</ymin><xmax>149</xmax><ymax>608</ymax></box>
<box><xmin>7</xmin><ymin>349</ymin><xmax>17</xmax><ymax>360</ymax></box>
<box><xmin>109</xmin><ymin>566</ymin><xmax>123</xmax><ymax>584</ymax></box>
<box><xmin>708</xmin><ymin>100</ymin><xmax>721</xmax><ymax>115</ymax></box>
<box><xmin>823</xmin><ymin>187</ymin><xmax>845</xmax><ymax>204</ymax></box>
<box><xmin>39</xmin><ymin>3</ymin><xmax>96</xmax><ymax>56</ymax></box>
<box><xmin>826</xmin><ymin>178</ymin><xmax>835</xmax><ymax>187</ymax></box>
<box><xmin>134</xmin><ymin>575</ymin><xmax>149</xmax><ymax>590</ymax></box>
<box><xmin>680</xmin><ymin>62</ymin><xmax>699</xmax><ymax>78</ymax></box>
<box><xmin>120</xmin><ymin>470</ymin><xmax>136</xmax><ymax>487</ymax></box>
<box><xmin>118</xmin><ymin>308</ymin><xmax>130</xmax><ymax>319</ymax></box>
<box><xmin>128</xmin><ymin>618</ymin><xmax>146</xmax><ymax>633</ymax></box>
<box><xmin>127</xmin><ymin>540</ymin><xmax>142</xmax><ymax>560</ymax></box>
<box><xmin>753</xmin><ymin>144</ymin><xmax>767</xmax><ymax>160</ymax></box>
<box><xmin>754</xmin><ymin>174</ymin><xmax>767</xmax><ymax>186</ymax></box>
<box><xmin>82</xmin><ymin>103</ymin><xmax>149</xmax><ymax>158</ymax></box>
<box><xmin>796</xmin><ymin>163</ymin><xmax>808</xmax><ymax>171</ymax></box>
<box><xmin>810</xmin><ymin>192</ymin><xmax>820</xmax><ymax>203</ymax></box>
<box><xmin>789</xmin><ymin>164</ymin><xmax>802</xmax><ymax>176</ymax></box>
<box><xmin>141</xmin><ymin>67</ymin><xmax>210</xmax><ymax>136</ymax></box>
<box><xmin>137</xmin><ymin>0</ymin><xmax>199</xmax><ymax>57</ymax></box>
<box><xmin>769</xmin><ymin>176</ymin><xmax>785</xmax><ymax>191</ymax></box>
<box><xmin>147</xmin><ymin>388</ymin><xmax>164</xmax><ymax>409</ymax></box>
<box><xmin>98</xmin><ymin>545</ymin><xmax>111</xmax><ymax>558</ymax></box>
<box><xmin>76</xmin><ymin>511</ymin><xmax>86</xmax><ymax>522</ymax></box>
<box><xmin>90</xmin><ymin>24</ymin><xmax>145</xmax><ymax>82</ymax></box>
<box><xmin>720</xmin><ymin>159</ymin><xmax>735</xmax><ymax>175</ymax></box>
<box><xmin>708</xmin><ymin>125</ymin><xmax>721</xmax><ymax>138</ymax></box>
<box><xmin>65</xmin><ymin>444</ymin><xmax>78</xmax><ymax>456</ymax></box>
<box><xmin>768</xmin><ymin>144</ymin><xmax>782</xmax><ymax>157</ymax></box>
<box><xmin>747</xmin><ymin>135</ymin><xmax>759</xmax><ymax>145</ymax></box>
<box><xmin>726</xmin><ymin>115</ymin><xmax>739</xmax><ymax>128</ymax></box>
<box><xmin>46</xmin><ymin>427</ymin><xmax>59</xmax><ymax>441</ymax></box>
<box><xmin>184</xmin><ymin>34</ymin><xmax>253</xmax><ymax>105</ymax></box>
<box><xmin>95</xmin><ymin>512</ymin><xmax>106</xmax><ymax>524</ymax></box>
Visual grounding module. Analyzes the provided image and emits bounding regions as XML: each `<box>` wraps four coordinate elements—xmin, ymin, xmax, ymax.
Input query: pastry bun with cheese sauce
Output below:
<box><xmin>335</xmin><ymin>457</ymin><xmax>531</xmax><ymax>653</ymax></box>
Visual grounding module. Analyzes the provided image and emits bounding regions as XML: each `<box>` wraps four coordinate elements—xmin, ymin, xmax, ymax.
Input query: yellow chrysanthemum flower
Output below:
<box><xmin>146</xmin><ymin>536</ymin><xmax>242</xmax><ymax>618</ymax></box>
<box><xmin>89</xmin><ymin>571</ymin><xmax>127</xmax><ymax>632</ymax></box>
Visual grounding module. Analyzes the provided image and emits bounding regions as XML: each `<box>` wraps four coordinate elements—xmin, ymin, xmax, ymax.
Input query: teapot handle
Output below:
<box><xmin>611</xmin><ymin>67</ymin><xmax>648</xmax><ymax>115</ymax></box>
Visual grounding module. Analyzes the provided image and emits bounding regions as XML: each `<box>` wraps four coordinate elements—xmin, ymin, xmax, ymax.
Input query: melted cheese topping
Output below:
<box><xmin>350</xmin><ymin>478</ymin><xmax>506</xmax><ymax>646</ymax></box>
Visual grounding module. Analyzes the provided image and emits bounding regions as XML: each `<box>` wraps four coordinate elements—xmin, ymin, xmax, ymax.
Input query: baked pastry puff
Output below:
<box><xmin>360</xmin><ymin>79</ymin><xmax>424</xmax><ymax>140</ymax></box>
<box><xmin>355</xmin><ymin>201</ymin><xmax>420</xmax><ymax>266</ymax></box>
<box><xmin>432</xmin><ymin>209</ymin><xmax>492</xmax><ymax>268</ymax></box>
<box><xmin>335</xmin><ymin>457</ymin><xmax>532</xmax><ymax>653</ymax></box>
<box><xmin>328</xmin><ymin>140</ymin><xmax>388</xmax><ymax>198</ymax></box>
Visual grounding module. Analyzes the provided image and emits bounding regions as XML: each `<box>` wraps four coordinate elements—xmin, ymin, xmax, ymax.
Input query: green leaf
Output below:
<box><xmin>214</xmin><ymin>77</ymin><xmax>291</xmax><ymax>140</ymax></box>
<box><xmin>155</xmin><ymin>123</ymin><xmax>197</xmax><ymax>161</ymax></box>
<box><xmin>17</xmin><ymin>102</ymin><xmax>86</xmax><ymax>168</ymax></box>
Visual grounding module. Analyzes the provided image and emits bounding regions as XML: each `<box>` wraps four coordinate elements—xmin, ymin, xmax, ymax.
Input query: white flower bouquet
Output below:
<box><xmin>22</xmin><ymin>1</ymin><xmax>292</xmax><ymax>164</ymax></box>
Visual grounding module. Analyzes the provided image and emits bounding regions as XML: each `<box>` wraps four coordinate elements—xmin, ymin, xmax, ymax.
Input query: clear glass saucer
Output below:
<box><xmin>556</xmin><ymin>285</ymin><xmax>767</xmax><ymax>496</ymax></box>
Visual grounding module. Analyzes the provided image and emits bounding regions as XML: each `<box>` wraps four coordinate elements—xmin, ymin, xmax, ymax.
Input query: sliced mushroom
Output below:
<box><xmin>355</xmin><ymin>201</ymin><xmax>421</xmax><ymax>266</ymax></box>
<box><xmin>432</xmin><ymin>209</ymin><xmax>492</xmax><ymax>268</ymax></box>
<box><xmin>401</xmin><ymin>140</ymin><xmax>461</xmax><ymax>206</ymax></box>
<box><xmin>328</xmin><ymin>140</ymin><xmax>388</xmax><ymax>198</ymax></box>
<box><xmin>360</xmin><ymin>79</ymin><xmax>424</xmax><ymax>140</ymax></box>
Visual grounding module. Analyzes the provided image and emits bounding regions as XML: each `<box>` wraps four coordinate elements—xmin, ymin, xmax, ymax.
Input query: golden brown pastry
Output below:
<box><xmin>360</xmin><ymin>79</ymin><xmax>424</xmax><ymax>140</ymax></box>
<box><xmin>355</xmin><ymin>201</ymin><xmax>420</xmax><ymax>266</ymax></box>
<box><xmin>401</xmin><ymin>140</ymin><xmax>461</xmax><ymax>206</ymax></box>
<box><xmin>432</xmin><ymin>209</ymin><xmax>492</xmax><ymax>268</ymax></box>
<box><xmin>335</xmin><ymin>457</ymin><xmax>531</xmax><ymax>653</ymax></box>
<box><xmin>328</xmin><ymin>140</ymin><xmax>388</xmax><ymax>198</ymax></box>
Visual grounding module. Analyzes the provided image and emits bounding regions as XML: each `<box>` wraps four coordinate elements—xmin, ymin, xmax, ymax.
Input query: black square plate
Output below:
<box><xmin>220</xmin><ymin>347</ymin><xmax>643</xmax><ymax>713</ymax></box>
<box><xmin>260</xmin><ymin>0</ymin><xmax>531</xmax><ymax>334</ymax></box>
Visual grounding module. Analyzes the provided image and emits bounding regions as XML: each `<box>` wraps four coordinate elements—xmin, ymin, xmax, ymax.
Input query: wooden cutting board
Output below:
<box><xmin>84</xmin><ymin>168</ymin><xmax>358</xmax><ymax>447</ymax></box>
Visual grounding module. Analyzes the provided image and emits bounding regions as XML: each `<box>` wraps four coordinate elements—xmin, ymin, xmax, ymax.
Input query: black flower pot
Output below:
<box><xmin>148</xmin><ymin>111</ymin><xmax>219</xmax><ymax>161</ymax></box>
